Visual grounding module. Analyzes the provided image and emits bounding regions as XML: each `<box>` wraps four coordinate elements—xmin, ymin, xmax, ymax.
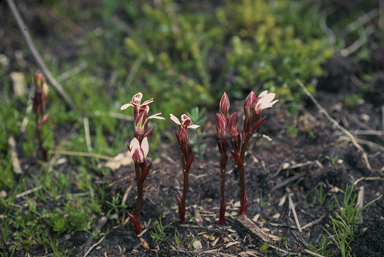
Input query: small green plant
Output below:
<box><xmin>187</xmin><ymin>107</ymin><xmax>208</xmax><ymax>158</ymax></box>
<box><xmin>285</xmin><ymin>120</ymin><xmax>299</xmax><ymax>139</ymax></box>
<box><xmin>174</xmin><ymin>228</ymin><xmax>187</xmax><ymax>247</ymax></box>
<box><xmin>260</xmin><ymin>191</ymin><xmax>274</xmax><ymax>209</ymax></box>
<box><xmin>331</xmin><ymin>150</ymin><xmax>339</xmax><ymax>165</ymax></box>
<box><xmin>150</xmin><ymin>218</ymin><xmax>172</xmax><ymax>242</ymax></box>
<box><xmin>260</xmin><ymin>241</ymin><xmax>269</xmax><ymax>254</ymax></box>
<box><xmin>312</xmin><ymin>184</ymin><xmax>327</xmax><ymax>206</ymax></box>
<box><xmin>309</xmin><ymin>235</ymin><xmax>328</xmax><ymax>256</ymax></box>
<box><xmin>324</xmin><ymin>182</ymin><xmax>382</xmax><ymax>257</ymax></box>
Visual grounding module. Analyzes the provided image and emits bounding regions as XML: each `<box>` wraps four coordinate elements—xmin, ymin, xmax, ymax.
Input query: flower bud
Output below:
<box><xmin>228</xmin><ymin>113</ymin><xmax>241</xmax><ymax>154</ymax></box>
<box><xmin>244</xmin><ymin>91</ymin><xmax>256</xmax><ymax>119</ymax></box>
<box><xmin>219</xmin><ymin>92</ymin><xmax>230</xmax><ymax>119</ymax></box>
<box><xmin>42</xmin><ymin>81</ymin><xmax>49</xmax><ymax>97</ymax></box>
<box><xmin>129</xmin><ymin>137</ymin><xmax>149</xmax><ymax>164</ymax></box>
<box><xmin>215</xmin><ymin>113</ymin><xmax>227</xmax><ymax>138</ymax></box>
<box><xmin>34</xmin><ymin>73</ymin><xmax>45</xmax><ymax>91</ymax></box>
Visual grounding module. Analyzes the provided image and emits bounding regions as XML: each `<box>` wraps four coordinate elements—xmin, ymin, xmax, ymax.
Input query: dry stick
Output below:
<box><xmin>304</xmin><ymin>249</ymin><xmax>326</xmax><ymax>257</ymax></box>
<box><xmin>356</xmin><ymin>186</ymin><xmax>365</xmax><ymax>224</ymax></box>
<box><xmin>297</xmin><ymin>80</ymin><xmax>372</xmax><ymax>171</ymax></box>
<box><xmin>83</xmin><ymin>234</ymin><xmax>106</xmax><ymax>257</ymax></box>
<box><xmin>6</xmin><ymin>0</ymin><xmax>76</xmax><ymax>110</ymax></box>
<box><xmin>49</xmin><ymin>150</ymin><xmax>111</xmax><ymax>160</ymax></box>
<box><xmin>288</xmin><ymin>193</ymin><xmax>302</xmax><ymax>232</ymax></box>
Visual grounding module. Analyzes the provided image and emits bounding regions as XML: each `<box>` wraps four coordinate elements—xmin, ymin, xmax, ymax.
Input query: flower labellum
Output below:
<box><xmin>129</xmin><ymin>137</ymin><xmax>149</xmax><ymax>164</ymax></box>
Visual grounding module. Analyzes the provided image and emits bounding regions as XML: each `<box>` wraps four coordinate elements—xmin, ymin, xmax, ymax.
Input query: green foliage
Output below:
<box><xmin>260</xmin><ymin>241</ymin><xmax>269</xmax><ymax>254</ymax></box>
<box><xmin>285</xmin><ymin>120</ymin><xmax>299</xmax><ymax>139</ymax></box>
<box><xmin>312</xmin><ymin>184</ymin><xmax>327</xmax><ymax>206</ymax></box>
<box><xmin>121</xmin><ymin>0</ymin><xmax>332</xmax><ymax>107</ymax></box>
<box><xmin>150</xmin><ymin>218</ymin><xmax>173</xmax><ymax>242</ymax></box>
<box><xmin>324</xmin><ymin>182</ymin><xmax>382</xmax><ymax>257</ymax></box>
<box><xmin>186</xmin><ymin>107</ymin><xmax>207</xmax><ymax>158</ymax></box>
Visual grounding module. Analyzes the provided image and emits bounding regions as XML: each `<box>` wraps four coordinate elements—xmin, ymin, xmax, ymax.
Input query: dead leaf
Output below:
<box><xmin>193</xmin><ymin>240</ymin><xmax>202</xmax><ymax>250</ymax></box>
<box><xmin>194</xmin><ymin>207</ymin><xmax>204</xmax><ymax>226</ymax></box>
<box><xmin>225</xmin><ymin>241</ymin><xmax>240</xmax><ymax>248</ymax></box>
<box><xmin>104</xmin><ymin>151</ymin><xmax>132</xmax><ymax>170</ymax></box>
<box><xmin>140</xmin><ymin>238</ymin><xmax>150</xmax><ymax>249</ymax></box>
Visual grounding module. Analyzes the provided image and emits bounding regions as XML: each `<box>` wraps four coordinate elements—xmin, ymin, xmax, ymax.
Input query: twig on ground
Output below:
<box><xmin>287</xmin><ymin>191</ymin><xmax>302</xmax><ymax>232</ymax></box>
<box><xmin>7</xmin><ymin>136</ymin><xmax>23</xmax><ymax>174</ymax></box>
<box><xmin>6</xmin><ymin>0</ymin><xmax>76</xmax><ymax>110</ymax></box>
<box><xmin>342</xmin><ymin>8</ymin><xmax>379</xmax><ymax>36</ymax></box>
<box><xmin>297</xmin><ymin>80</ymin><xmax>372</xmax><ymax>171</ymax></box>
<box><xmin>83</xmin><ymin>116</ymin><xmax>93</xmax><ymax>152</ymax></box>
<box><xmin>174</xmin><ymin>247</ymin><xmax>236</xmax><ymax>256</ymax></box>
<box><xmin>16</xmin><ymin>186</ymin><xmax>43</xmax><ymax>198</ymax></box>
<box><xmin>271</xmin><ymin>173</ymin><xmax>304</xmax><ymax>192</ymax></box>
<box><xmin>83</xmin><ymin>233</ymin><xmax>106</xmax><ymax>257</ymax></box>
<box><xmin>339</xmin><ymin>136</ymin><xmax>384</xmax><ymax>152</ymax></box>
<box><xmin>301</xmin><ymin>215</ymin><xmax>326</xmax><ymax>230</ymax></box>
<box><xmin>354</xmin><ymin>176</ymin><xmax>384</xmax><ymax>186</ymax></box>
<box><xmin>340</xmin><ymin>25</ymin><xmax>375</xmax><ymax>56</ymax></box>
<box><xmin>304</xmin><ymin>249</ymin><xmax>326</xmax><ymax>257</ymax></box>
<box><xmin>49</xmin><ymin>150</ymin><xmax>111</xmax><ymax>160</ymax></box>
<box><xmin>357</xmin><ymin>186</ymin><xmax>364</xmax><ymax>223</ymax></box>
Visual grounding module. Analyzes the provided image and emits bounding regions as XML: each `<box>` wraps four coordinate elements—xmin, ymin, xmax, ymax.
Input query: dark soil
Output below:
<box><xmin>1</xmin><ymin>1</ymin><xmax>384</xmax><ymax>257</ymax></box>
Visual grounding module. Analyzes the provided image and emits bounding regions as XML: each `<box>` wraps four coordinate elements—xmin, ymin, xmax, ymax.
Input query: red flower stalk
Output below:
<box><xmin>32</xmin><ymin>72</ymin><xmax>50</xmax><ymax>162</ymax></box>
<box><xmin>170</xmin><ymin>114</ymin><xmax>199</xmax><ymax>224</ymax></box>
<box><xmin>121</xmin><ymin>93</ymin><xmax>164</xmax><ymax>235</ymax></box>
<box><xmin>231</xmin><ymin>90</ymin><xmax>278</xmax><ymax>215</ymax></box>
<box><xmin>216</xmin><ymin>92</ymin><xmax>231</xmax><ymax>225</ymax></box>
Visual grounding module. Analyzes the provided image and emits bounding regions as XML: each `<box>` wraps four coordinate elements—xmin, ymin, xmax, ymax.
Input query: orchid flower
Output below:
<box><xmin>170</xmin><ymin>114</ymin><xmax>200</xmax><ymax>129</ymax></box>
<box><xmin>129</xmin><ymin>137</ymin><xmax>149</xmax><ymax>164</ymax></box>
<box><xmin>170</xmin><ymin>113</ymin><xmax>199</xmax><ymax>224</ymax></box>
<box><xmin>255</xmin><ymin>90</ymin><xmax>279</xmax><ymax>115</ymax></box>
<box><xmin>121</xmin><ymin>92</ymin><xmax>163</xmax><ymax>235</ymax></box>
<box><xmin>121</xmin><ymin>92</ymin><xmax>154</xmax><ymax>118</ymax></box>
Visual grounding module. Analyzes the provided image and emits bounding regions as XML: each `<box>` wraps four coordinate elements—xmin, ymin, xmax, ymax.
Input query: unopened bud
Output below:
<box><xmin>215</xmin><ymin>113</ymin><xmax>227</xmax><ymax>137</ymax></box>
<box><xmin>244</xmin><ymin>91</ymin><xmax>256</xmax><ymax>119</ymax></box>
<box><xmin>219</xmin><ymin>92</ymin><xmax>230</xmax><ymax>119</ymax></box>
<box><xmin>34</xmin><ymin>73</ymin><xmax>45</xmax><ymax>91</ymax></box>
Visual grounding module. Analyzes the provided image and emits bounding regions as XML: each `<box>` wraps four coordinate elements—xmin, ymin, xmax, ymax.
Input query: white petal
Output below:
<box><xmin>259</xmin><ymin>93</ymin><xmax>276</xmax><ymax>109</ymax></box>
<box><xmin>141</xmin><ymin>98</ymin><xmax>154</xmax><ymax>106</ymax></box>
<box><xmin>129</xmin><ymin>137</ymin><xmax>140</xmax><ymax>151</ymax></box>
<box><xmin>141</xmin><ymin>137</ymin><xmax>149</xmax><ymax>157</ymax></box>
<box><xmin>181</xmin><ymin>114</ymin><xmax>191</xmax><ymax>123</ymax></box>
<box><xmin>132</xmin><ymin>92</ymin><xmax>143</xmax><ymax>105</ymax></box>
<box><xmin>188</xmin><ymin>124</ymin><xmax>200</xmax><ymax>129</ymax></box>
<box><xmin>148</xmin><ymin>113</ymin><xmax>165</xmax><ymax>120</ymax></box>
<box><xmin>121</xmin><ymin>103</ymin><xmax>133</xmax><ymax>110</ymax></box>
<box><xmin>258</xmin><ymin>90</ymin><xmax>268</xmax><ymax>97</ymax></box>
<box><xmin>170</xmin><ymin>114</ymin><xmax>181</xmax><ymax>125</ymax></box>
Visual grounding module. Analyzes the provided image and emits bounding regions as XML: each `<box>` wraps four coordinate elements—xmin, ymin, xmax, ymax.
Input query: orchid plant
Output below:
<box><xmin>170</xmin><ymin>113</ymin><xmax>199</xmax><ymax>224</ymax></box>
<box><xmin>32</xmin><ymin>73</ymin><xmax>50</xmax><ymax>162</ymax></box>
<box><xmin>121</xmin><ymin>92</ymin><xmax>165</xmax><ymax>234</ymax></box>
<box><xmin>216</xmin><ymin>91</ymin><xmax>278</xmax><ymax>222</ymax></box>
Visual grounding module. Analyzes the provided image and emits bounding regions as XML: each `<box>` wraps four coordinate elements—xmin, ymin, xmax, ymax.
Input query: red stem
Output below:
<box><xmin>218</xmin><ymin>155</ymin><xmax>228</xmax><ymax>225</ymax></box>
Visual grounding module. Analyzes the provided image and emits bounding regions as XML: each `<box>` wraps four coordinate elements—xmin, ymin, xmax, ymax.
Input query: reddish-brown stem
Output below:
<box><xmin>35</xmin><ymin>96</ymin><xmax>48</xmax><ymax>162</ymax></box>
<box><xmin>238</xmin><ymin>132</ymin><xmax>252</xmax><ymax>213</ymax></box>
<box><xmin>134</xmin><ymin>162</ymin><xmax>143</xmax><ymax>221</ymax></box>
<box><xmin>218</xmin><ymin>154</ymin><xmax>228</xmax><ymax>225</ymax></box>
<box><xmin>128</xmin><ymin>212</ymin><xmax>142</xmax><ymax>235</ymax></box>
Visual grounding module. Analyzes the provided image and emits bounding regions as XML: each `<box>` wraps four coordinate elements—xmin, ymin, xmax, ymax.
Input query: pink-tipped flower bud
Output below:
<box><xmin>219</xmin><ymin>92</ymin><xmax>230</xmax><ymax>119</ymax></box>
<box><xmin>34</xmin><ymin>73</ymin><xmax>45</xmax><ymax>91</ymax></box>
<box><xmin>215</xmin><ymin>113</ymin><xmax>227</xmax><ymax>138</ymax></box>
<box><xmin>178</xmin><ymin>125</ymin><xmax>190</xmax><ymax>158</ymax></box>
<box><xmin>228</xmin><ymin>113</ymin><xmax>241</xmax><ymax>154</ymax></box>
<box><xmin>215</xmin><ymin>113</ymin><xmax>227</xmax><ymax>156</ymax></box>
<box><xmin>244</xmin><ymin>91</ymin><xmax>256</xmax><ymax>119</ymax></box>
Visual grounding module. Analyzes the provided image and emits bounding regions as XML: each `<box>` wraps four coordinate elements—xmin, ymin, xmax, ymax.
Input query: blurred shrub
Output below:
<box><xmin>122</xmin><ymin>0</ymin><xmax>333</xmax><ymax>107</ymax></box>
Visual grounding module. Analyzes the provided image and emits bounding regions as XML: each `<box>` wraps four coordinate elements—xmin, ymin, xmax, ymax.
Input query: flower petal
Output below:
<box><xmin>188</xmin><ymin>124</ymin><xmax>200</xmax><ymax>129</ymax></box>
<box><xmin>181</xmin><ymin>114</ymin><xmax>192</xmax><ymax>128</ymax></box>
<box><xmin>148</xmin><ymin>113</ymin><xmax>165</xmax><ymax>120</ymax></box>
<box><xmin>170</xmin><ymin>114</ymin><xmax>181</xmax><ymax>125</ymax></box>
<box><xmin>132</xmin><ymin>92</ymin><xmax>143</xmax><ymax>105</ymax></box>
<box><xmin>141</xmin><ymin>98</ymin><xmax>154</xmax><ymax>106</ymax></box>
<box><xmin>121</xmin><ymin>103</ymin><xmax>133</xmax><ymax>110</ymax></box>
<box><xmin>141</xmin><ymin>137</ymin><xmax>149</xmax><ymax>158</ymax></box>
<box><xmin>258</xmin><ymin>90</ymin><xmax>268</xmax><ymax>97</ymax></box>
<box><xmin>129</xmin><ymin>137</ymin><xmax>140</xmax><ymax>152</ymax></box>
